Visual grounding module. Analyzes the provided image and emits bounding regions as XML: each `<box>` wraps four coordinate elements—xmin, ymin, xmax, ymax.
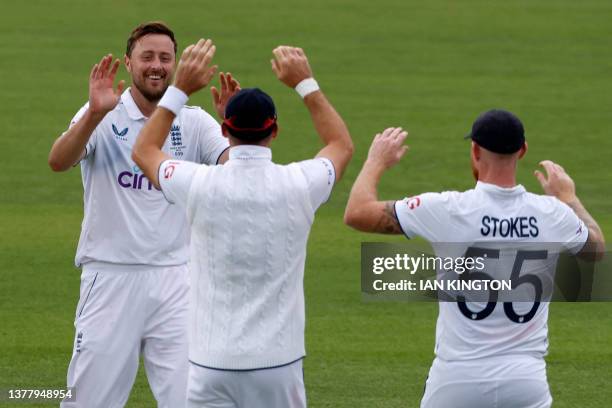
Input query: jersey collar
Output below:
<box><xmin>475</xmin><ymin>181</ymin><xmax>526</xmax><ymax>195</ymax></box>
<box><xmin>229</xmin><ymin>145</ymin><xmax>272</xmax><ymax>161</ymax></box>
<box><xmin>121</xmin><ymin>88</ymin><xmax>147</xmax><ymax>121</ymax></box>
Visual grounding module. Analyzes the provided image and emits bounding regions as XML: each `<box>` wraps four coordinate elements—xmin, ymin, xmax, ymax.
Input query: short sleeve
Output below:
<box><xmin>554</xmin><ymin>201</ymin><xmax>589</xmax><ymax>255</ymax></box>
<box><xmin>66</xmin><ymin>102</ymin><xmax>97</xmax><ymax>161</ymax></box>
<box><xmin>394</xmin><ymin>192</ymin><xmax>450</xmax><ymax>240</ymax></box>
<box><xmin>193</xmin><ymin>108</ymin><xmax>230</xmax><ymax>165</ymax></box>
<box><xmin>158</xmin><ymin>160</ymin><xmax>201</xmax><ymax>207</ymax></box>
<box><xmin>296</xmin><ymin>158</ymin><xmax>336</xmax><ymax>211</ymax></box>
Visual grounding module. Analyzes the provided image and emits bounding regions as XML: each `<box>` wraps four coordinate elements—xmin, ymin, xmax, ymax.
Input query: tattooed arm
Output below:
<box><xmin>344</xmin><ymin>127</ymin><xmax>408</xmax><ymax>234</ymax></box>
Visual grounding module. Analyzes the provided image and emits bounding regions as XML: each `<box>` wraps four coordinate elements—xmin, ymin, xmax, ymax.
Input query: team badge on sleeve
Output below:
<box><xmin>406</xmin><ymin>196</ymin><xmax>421</xmax><ymax>210</ymax></box>
<box><xmin>164</xmin><ymin>161</ymin><xmax>181</xmax><ymax>179</ymax></box>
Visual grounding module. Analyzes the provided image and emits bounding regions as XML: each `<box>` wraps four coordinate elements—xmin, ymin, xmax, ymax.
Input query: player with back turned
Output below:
<box><xmin>132</xmin><ymin>39</ymin><xmax>353</xmax><ymax>407</ymax></box>
<box><xmin>344</xmin><ymin>111</ymin><xmax>605</xmax><ymax>407</ymax></box>
<box><xmin>47</xmin><ymin>22</ymin><xmax>239</xmax><ymax>408</ymax></box>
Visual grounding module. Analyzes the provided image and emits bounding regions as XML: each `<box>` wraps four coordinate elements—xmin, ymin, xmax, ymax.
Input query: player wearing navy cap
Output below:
<box><xmin>344</xmin><ymin>110</ymin><xmax>604</xmax><ymax>408</ymax></box>
<box><xmin>133</xmin><ymin>40</ymin><xmax>353</xmax><ymax>407</ymax></box>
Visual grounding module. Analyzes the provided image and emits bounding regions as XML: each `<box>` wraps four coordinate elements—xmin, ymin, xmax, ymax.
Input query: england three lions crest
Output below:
<box><xmin>169</xmin><ymin>124</ymin><xmax>187</xmax><ymax>158</ymax></box>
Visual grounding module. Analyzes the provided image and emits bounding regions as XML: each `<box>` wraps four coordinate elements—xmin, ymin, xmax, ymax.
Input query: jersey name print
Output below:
<box><xmin>394</xmin><ymin>181</ymin><xmax>588</xmax><ymax>360</ymax></box>
<box><xmin>480</xmin><ymin>215</ymin><xmax>539</xmax><ymax>238</ymax></box>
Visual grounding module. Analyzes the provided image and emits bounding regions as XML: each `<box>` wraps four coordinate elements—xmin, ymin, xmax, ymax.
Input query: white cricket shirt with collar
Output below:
<box><xmin>66</xmin><ymin>88</ymin><xmax>229</xmax><ymax>267</ymax></box>
<box><xmin>158</xmin><ymin>145</ymin><xmax>335</xmax><ymax>369</ymax></box>
<box><xmin>394</xmin><ymin>181</ymin><xmax>588</xmax><ymax>361</ymax></box>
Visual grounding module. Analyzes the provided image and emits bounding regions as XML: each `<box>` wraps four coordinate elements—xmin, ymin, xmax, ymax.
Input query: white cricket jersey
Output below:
<box><xmin>394</xmin><ymin>181</ymin><xmax>588</xmax><ymax>361</ymax></box>
<box><xmin>158</xmin><ymin>145</ymin><xmax>335</xmax><ymax>370</ymax></box>
<box><xmin>67</xmin><ymin>88</ymin><xmax>229</xmax><ymax>267</ymax></box>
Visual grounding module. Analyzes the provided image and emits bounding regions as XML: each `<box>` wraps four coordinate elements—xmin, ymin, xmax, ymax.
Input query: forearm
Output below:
<box><xmin>48</xmin><ymin>110</ymin><xmax>104</xmax><ymax>171</ymax></box>
<box><xmin>344</xmin><ymin>160</ymin><xmax>385</xmax><ymax>227</ymax></box>
<box><xmin>303</xmin><ymin>91</ymin><xmax>349</xmax><ymax>145</ymax></box>
<box><xmin>132</xmin><ymin>107</ymin><xmax>174</xmax><ymax>188</ymax></box>
<box><xmin>304</xmin><ymin>91</ymin><xmax>353</xmax><ymax>179</ymax></box>
<box><xmin>565</xmin><ymin>197</ymin><xmax>605</xmax><ymax>255</ymax></box>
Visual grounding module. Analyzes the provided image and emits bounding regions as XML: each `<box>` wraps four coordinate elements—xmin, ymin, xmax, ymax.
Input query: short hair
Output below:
<box><xmin>126</xmin><ymin>21</ymin><xmax>177</xmax><ymax>57</ymax></box>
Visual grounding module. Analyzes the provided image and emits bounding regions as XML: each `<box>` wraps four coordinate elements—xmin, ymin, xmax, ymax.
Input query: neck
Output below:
<box><xmin>228</xmin><ymin>135</ymin><xmax>273</xmax><ymax>147</ymax></box>
<box><xmin>477</xmin><ymin>167</ymin><xmax>517</xmax><ymax>188</ymax></box>
<box><xmin>129</xmin><ymin>87</ymin><xmax>159</xmax><ymax>118</ymax></box>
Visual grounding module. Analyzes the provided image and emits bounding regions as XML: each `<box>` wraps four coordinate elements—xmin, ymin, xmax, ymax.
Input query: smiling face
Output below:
<box><xmin>125</xmin><ymin>33</ymin><xmax>176</xmax><ymax>102</ymax></box>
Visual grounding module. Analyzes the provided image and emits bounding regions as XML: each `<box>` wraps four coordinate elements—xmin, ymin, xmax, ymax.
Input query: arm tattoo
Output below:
<box><xmin>374</xmin><ymin>201</ymin><xmax>403</xmax><ymax>234</ymax></box>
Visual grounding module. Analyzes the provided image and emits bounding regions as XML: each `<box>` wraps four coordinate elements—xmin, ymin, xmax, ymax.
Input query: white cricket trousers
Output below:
<box><xmin>61</xmin><ymin>262</ymin><xmax>190</xmax><ymax>408</ymax></box>
<box><xmin>420</xmin><ymin>355</ymin><xmax>552</xmax><ymax>408</ymax></box>
<box><xmin>187</xmin><ymin>359</ymin><xmax>306</xmax><ymax>408</ymax></box>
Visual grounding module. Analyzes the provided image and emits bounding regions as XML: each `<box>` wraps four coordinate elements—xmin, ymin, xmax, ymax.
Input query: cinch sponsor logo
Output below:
<box><xmin>117</xmin><ymin>165</ymin><xmax>153</xmax><ymax>190</ymax></box>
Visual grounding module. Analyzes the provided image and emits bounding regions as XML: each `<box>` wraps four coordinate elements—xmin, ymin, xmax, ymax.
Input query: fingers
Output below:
<box><xmin>211</xmin><ymin>86</ymin><xmax>220</xmax><ymax>104</ymax></box>
<box><xmin>98</xmin><ymin>54</ymin><xmax>112</xmax><ymax>79</ymax></box>
<box><xmin>94</xmin><ymin>56</ymin><xmax>107</xmax><ymax>80</ymax></box>
<box><xmin>108</xmin><ymin>58</ymin><xmax>121</xmax><ymax>79</ymax></box>
<box><xmin>225</xmin><ymin>72</ymin><xmax>240</xmax><ymax>92</ymax></box>
<box><xmin>220</xmin><ymin>72</ymin><xmax>228</xmax><ymax>95</ymax></box>
<box><xmin>203</xmin><ymin>65</ymin><xmax>218</xmax><ymax>85</ymax></box>
<box><xmin>115</xmin><ymin>80</ymin><xmax>125</xmax><ymax>96</ymax></box>
<box><xmin>90</xmin><ymin>63</ymin><xmax>99</xmax><ymax>80</ymax></box>
<box><xmin>91</xmin><ymin>55</ymin><xmax>120</xmax><ymax>82</ymax></box>
<box><xmin>274</xmin><ymin>45</ymin><xmax>291</xmax><ymax>59</ymax></box>
<box><xmin>380</xmin><ymin>127</ymin><xmax>407</xmax><ymax>141</ymax></box>
<box><xmin>539</xmin><ymin>160</ymin><xmax>556</xmax><ymax>177</ymax></box>
<box><xmin>180</xmin><ymin>44</ymin><xmax>195</xmax><ymax>62</ymax></box>
<box><xmin>230</xmin><ymin>74</ymin><xmax>241</xmax><ymax>91</ymax></box>
<box><xmin>188</xmin><ymin>39</ymin><xmax>214</xmax><ymax>64</ymax></box>
<box><xmin>534</xmin><ymin>170</ymin><xmax>547</xmax><ymax>186</ymax></box>
<box><xmin>271</xmin><ymin>58</ymin><xmax>280</xmax><ymax>75</ymax></box>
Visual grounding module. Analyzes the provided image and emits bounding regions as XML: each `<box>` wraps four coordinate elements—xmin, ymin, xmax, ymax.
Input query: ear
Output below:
<box><xmin>270</xmin><ymin>124</ymin><xmax>279</xmax><ymax>140</ymax></box>
<box><xmin>221</xmin><ymin>123</ymin><xmax>230</xmax><ymax>139</ymax></box>
<box><xmin>124</xmin><ymin>54</ymin><xmax>131</xmax><ymax>73</ymax></box>
<box><xmin>517</xmin><ymin>142</ymin><xmax>528</xmax><ymax>159</ymax></box>
<box><xmin>471</xmin><ymin>141</ymin><xmax>480</xmax><ymax>161</ymax></box>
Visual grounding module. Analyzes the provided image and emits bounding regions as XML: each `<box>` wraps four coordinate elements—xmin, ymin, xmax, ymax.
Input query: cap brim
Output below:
<box><xmin>464</xmin><ymin>133</ymin><xmax>473</xmax><ymax>140</ymax></box>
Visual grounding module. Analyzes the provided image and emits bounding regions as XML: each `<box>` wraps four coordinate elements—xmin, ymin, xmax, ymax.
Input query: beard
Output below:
<box><xmin>132</xmin><ymin>76</ymin><xmax>170</xmax><ymax>102</ymax></box>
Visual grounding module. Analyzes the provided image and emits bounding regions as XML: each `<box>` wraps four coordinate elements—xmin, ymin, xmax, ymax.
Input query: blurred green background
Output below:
<box><xmin>1</xmin><ymin>0</ymin><xmax>610</xmax><ymax>406</ymax></box>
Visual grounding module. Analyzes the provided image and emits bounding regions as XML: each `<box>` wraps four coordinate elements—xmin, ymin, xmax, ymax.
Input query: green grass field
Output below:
<box><xmin>1</xmin><ymin>0</ymin><xmax>611</xmax><ymax>406</ymax></box>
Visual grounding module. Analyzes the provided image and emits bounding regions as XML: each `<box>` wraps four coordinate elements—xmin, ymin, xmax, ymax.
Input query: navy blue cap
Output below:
<box><xmin>465</xmin><ymin>109</ymin><xmax>525</xmax><ymax>154</ymax></box>
<box><xmin>223</xmin><ymin>88</ymin><xmax>277</xmax><ymax>141</ymax></box>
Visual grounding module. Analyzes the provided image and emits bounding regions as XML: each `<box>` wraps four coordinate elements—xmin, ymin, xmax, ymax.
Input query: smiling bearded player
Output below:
<box><xmin>48</xmin><ymin>22</ymin><xmax>239</xmax><ymax>408</ymax></box>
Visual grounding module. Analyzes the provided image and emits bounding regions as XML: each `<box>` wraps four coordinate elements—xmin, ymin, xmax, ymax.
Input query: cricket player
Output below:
<box><xmin>344</xmin><ymin>112</ymin><xmax>605</xmax><ymax>407</ymax></box>
<box><xmin>132</xmin><ymin>39</ymin><xmax>353</xmax><ymax>407</ymax></box>
<box><xmin>48</xmin><ymin>22</ymin><xmax>239</xmax><ymax>408</ymax></box>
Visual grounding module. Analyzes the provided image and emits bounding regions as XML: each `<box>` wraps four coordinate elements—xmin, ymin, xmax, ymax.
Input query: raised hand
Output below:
<box><xmin>211</xmin><ymin>72</ymin><xmax>241</xmax><ymax>119</ymax></box>
<box><xmin>173</xmin><ymin>39</ymin><xmax>218</xmax><ymax>96</ymax></box>
<box><xmin>367</xmin><ymin>127</ymin><xmax>409</xmax><ymax>170</ymax></box>
<box><xmin>271</xmin><ymin>46</ymin><xmax>313</xmax><ymax>88</ymax></box>
<box><xmin>89</xmin><ymin>54</ymin><xmax>125</xmax><ymax>117</ymax></box>
<box><xmin>534</xmin><ymin>160</ymin><xmax>577</xmax><ymax>203</ymax></box>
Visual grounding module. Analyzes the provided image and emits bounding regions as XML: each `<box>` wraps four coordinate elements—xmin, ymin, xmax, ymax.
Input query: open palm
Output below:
<box><xmin>89</xmin><ymin>54</ymin><xmax>125</xmax><ymax>116</ymax></box>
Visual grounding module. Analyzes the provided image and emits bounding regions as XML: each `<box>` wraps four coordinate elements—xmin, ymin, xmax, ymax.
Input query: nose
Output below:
<box><xmin>150</xmin><ymin>56</ymin><xmax>163</xmax><ymax>71</ymax></box>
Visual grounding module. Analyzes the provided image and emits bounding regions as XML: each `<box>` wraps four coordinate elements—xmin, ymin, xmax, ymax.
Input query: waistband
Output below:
<box><xmin>82</xmin><ymin>261</ymin><xmax>187</xmax><ymax>274</ymax></box>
